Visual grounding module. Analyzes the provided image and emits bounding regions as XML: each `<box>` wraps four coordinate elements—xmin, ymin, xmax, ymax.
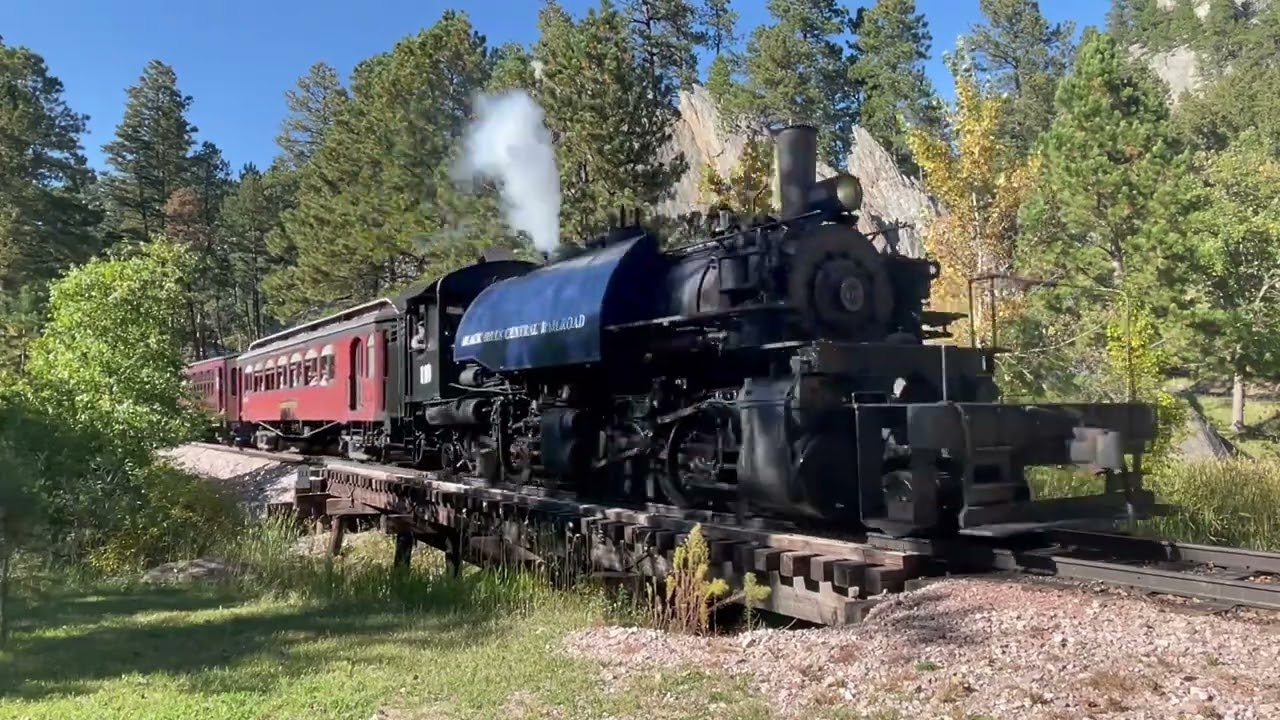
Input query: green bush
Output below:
<box><xmin>87</xmin><ymin>462</ymin><xmax>240</xmax><ymax>575</ymax></box>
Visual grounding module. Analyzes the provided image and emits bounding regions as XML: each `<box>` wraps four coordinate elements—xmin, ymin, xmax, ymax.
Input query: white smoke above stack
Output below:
<box><xmin>453</xmin><ymin>89</ymin><xmax>561</xmax><ymax>254</ymax></box>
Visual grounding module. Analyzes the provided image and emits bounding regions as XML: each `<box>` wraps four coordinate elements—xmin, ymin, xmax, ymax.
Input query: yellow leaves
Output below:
<box><xmin>1104</xmin><ymin>306</ymin><xmax>1184</xmax><ymax>464</ymax></box>
<box><xmin>654</xmin><ymin>524</ymin><xmax>736</xmax><ymax>635</ymax></box>
<box><xmin>697</xmin><ymin>136</ymin><xmax>774</xmax><ymax>216</ymax></box>
<box><xmin>906</xmin><ymin>72</ymin><xmax>1037</xmax><ymax>345</ymax></box>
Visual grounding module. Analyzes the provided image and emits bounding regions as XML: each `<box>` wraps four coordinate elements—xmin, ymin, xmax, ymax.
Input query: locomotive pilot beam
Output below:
<box><xmin>185</xmin><ymin>122</ymin><xmax>1165</xmax><ymax>540</ymax></box>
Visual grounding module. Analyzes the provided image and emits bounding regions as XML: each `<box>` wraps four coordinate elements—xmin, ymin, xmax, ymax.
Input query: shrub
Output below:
<box><xmin>650</xmin><ymin>524</ymin><xmax>770</xmax><ymax>634</ymax></box>
<box><xmin>87</xmin><ymin>462</ymin><xmax>240</xmax><ymax>574</ymax></box>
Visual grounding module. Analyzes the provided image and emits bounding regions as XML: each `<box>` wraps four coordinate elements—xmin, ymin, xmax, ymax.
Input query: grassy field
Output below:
<box><xmin>0</xmin><ymin>530</ymin><xmax>780</xmax><ymax>720</ymax></box>
<box><xmin>0</xmin><ymin>582</ymin><xmax>773</xmax><ymax>720</ymax></box>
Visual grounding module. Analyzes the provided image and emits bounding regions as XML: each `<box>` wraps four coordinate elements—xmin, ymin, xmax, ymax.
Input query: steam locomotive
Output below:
<box><xmin>187</xmin><ymin>125</ymin><xmax>1158</xmax><ymax>538</ymax></box>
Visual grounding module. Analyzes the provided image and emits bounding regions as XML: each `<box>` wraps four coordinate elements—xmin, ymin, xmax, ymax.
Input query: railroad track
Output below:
<box><xmin>190</xmin><ymin>442</ymin><xmax>1280</xmax><ymax>621</ymax></box>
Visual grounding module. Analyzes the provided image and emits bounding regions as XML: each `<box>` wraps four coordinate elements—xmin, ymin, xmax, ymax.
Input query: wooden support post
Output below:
<box><xmin>446</xmin><ymin>534</ymin><xmax>461</xmax><ymax>577</ymax></box>
<box><xmin>327</xmin><ymin>516</ymin><xmax>346</xmax><ymax>557</ymax></box>
<box><xmin>393</xmin><ymin>531</ymin><xmax>415</xmax><ymax>568</ymax></box>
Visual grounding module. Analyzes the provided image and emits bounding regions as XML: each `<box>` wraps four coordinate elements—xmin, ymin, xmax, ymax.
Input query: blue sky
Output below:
<box><xmin>0</xmin><ymin>0</ymin><xmax>1109</xmax><ymax>173</ymax></box>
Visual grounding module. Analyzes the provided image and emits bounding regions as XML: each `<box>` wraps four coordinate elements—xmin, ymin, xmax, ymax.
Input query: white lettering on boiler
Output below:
<box><xmin>458</xmin><ymin>314</ymin><xmax>588</xmax><ymax>347</ymax></box>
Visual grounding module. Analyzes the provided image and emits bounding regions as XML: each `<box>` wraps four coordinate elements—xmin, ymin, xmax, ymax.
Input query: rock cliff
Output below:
<box><xmin>657</xmin><ymin>86</ymin><xmax>940</xmax><ymax>258</ymax></box>
<box><xmin>1141</xmin><ymin>0</ymin><xmax>1270</xmax><ymax>102</ymax></box>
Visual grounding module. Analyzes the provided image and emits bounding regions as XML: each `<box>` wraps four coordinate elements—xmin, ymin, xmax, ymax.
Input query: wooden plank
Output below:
<box><xmin>863</xmin><ymin>566</ymin><xmax>907</xmax><ymax>595</ymax></box>
<box><xmin>751</xmin><ymin>548</ymin><xmax>784</xmax><ymax>573</ymax></box>
<box><xmin>755</xmin><ymin>571</ymin><xmax>876</xmax><ymax>625</ymax></box>
<box><xmin>808</xmin><ymin>555</ymin><xmax>841</xmax><ymax>583</ymax></box>
<box><xmin>327</xmin><ymin>517</ymin><xmax>346</xmax><ymax>557</ymax></box>
<box><xmin>832</xmin><ymin>560</ymin><xmax>869</xmax><ymax>591</ymax></box>
<box><xmin>780</xmin><ymin>552</ymin><xmax>817</xmax><ymax>578</ymax></box>
<box><xmin>325</xmin><ymin>497</ymin><xmax>380</xmax><ymax>516</ymax></box>
<box><xmin>709</xmin><ymin>539</ymin><xmax>739</xmax><ymax>564</ymax></box>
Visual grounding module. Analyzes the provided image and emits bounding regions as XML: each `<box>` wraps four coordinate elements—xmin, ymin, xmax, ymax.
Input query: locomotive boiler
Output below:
<box><xmin>415</xmin><ymin>124</ymin><xmax>1160</xmax><ymax>538</ymax></box>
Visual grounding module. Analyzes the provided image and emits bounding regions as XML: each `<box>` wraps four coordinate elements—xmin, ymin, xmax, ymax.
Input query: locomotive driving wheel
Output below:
<box><xmin>659</xmin><ymin>406</ymin><xmax>739</xmax><ymax>509</ymax></box>
<box><xmin>788</xmin><ymin>224</ymin><xmax>892</xmax><ymax>339</ymax></box>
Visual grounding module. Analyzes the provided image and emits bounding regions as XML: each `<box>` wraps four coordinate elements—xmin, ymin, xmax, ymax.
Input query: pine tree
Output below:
<box><xmin>705</xmin><ymin>52</ymin><xmax>737</xmax><ymax>107</ymax></box>
<box><xmin>849</xmin><ymin>0</ymin><xmax>942</xmax><ymax>174</ymax></box>
<box><xmin>626</xmin><ymin>0</ymin><xmax>703</xmax><ymax>90</ymax></box>
<box><xmin>1108</xmin><ymin>0</ymin><xmax>1165</xmax><ymax>48</ymax></box>
<box><xmin>964</xmin><ymin>0</ymin><xmax>1076</xmax><ymax>154</ymax></box>
<box><xmin>0</xmin><ymin>38</ymin><xmax>100</xmax><ymax>293</ymax></box>
<box><xmin>1198</xmin><ymin>0</ymin><xmax>1251</xmax><ymax>74</ymax></box>
<box><xmin>188</xmin><ymin>141</ymin><xmax>231</xmax><ymax>226</ymax></box>
<box><xmin>1019</xmin><ymin>29</ymin><xmax>1197</xmax><ymax>315</ymax></box>
<box><xmin>722</xmin><ymin>0</ymin><xmax>858</xmax><ymax>165</ymax></box>
<box><xmin>700</xmin><ymin>0</ymin><xmax>738</xmax><ymax>56</ymax></box>
<box><xmin>487</xmin><ymin>42</ymin><xmax>537</xmax><ymax>92</ymax></box>
<box><xmin>266</xmin><ymin>11</ymin><xmax>496</xmax><ymax>320</ymax></box>
<box><xmin>534</xmin><ymin>0</ymin><xmax>686</xmax><ymax>242</ymax></box>
<box><xmin>101</xmin><ymin>60</ymin><xmax>197</xmax><ymax>243</ymax></box>
<box><xmin>219</xmin><ymin>163</ymin><xmax>292</xmax><ymax>345</ymax></box>
<box><xmin>1167</xmin><ymin>0</ymin><xmax>1203</xmax><ymax>46</ymax></box>
<box><xmin>1175</xmin><ymin>1</ymin><xmax>1280</xmax><ymax>152</ymax></box>
<box><xmin>275</xmin><ymin>62</ymin><xmax>349</xmax><ymax>170</ymax></box>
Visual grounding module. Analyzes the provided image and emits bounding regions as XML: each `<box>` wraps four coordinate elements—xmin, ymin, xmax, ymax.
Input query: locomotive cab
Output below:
<box><xmin>391</xmin><ymin>256</ymin><xmax>537</xmax><ymax>469</ymax></box>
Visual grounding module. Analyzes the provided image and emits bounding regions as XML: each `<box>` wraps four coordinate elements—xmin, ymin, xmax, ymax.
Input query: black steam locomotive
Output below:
<box><xmin>379</xmin><ymin>124</ymin><xmax>1160</xmax><ymax>538</ymax></box>
<box><xmin>202</xmin><ymin>124</ymin><xmax>1156</xmax><ymax>539</ymax></box>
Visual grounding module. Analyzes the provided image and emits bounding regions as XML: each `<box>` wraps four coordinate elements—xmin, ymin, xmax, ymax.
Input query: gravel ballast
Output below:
<box><xmin>565</xmin><ymin>578</ymin><xmax>1280</xmax><ymax>719</ymax></box>
<box><xmin>162</xmin><ymin>443</ymin><xmax>300</xmax><ymax>507</ymax></box>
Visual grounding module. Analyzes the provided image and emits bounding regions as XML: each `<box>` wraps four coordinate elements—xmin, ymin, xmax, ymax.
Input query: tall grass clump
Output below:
<box><xmin>1146</xmin><ymin>457</ymin><xmax>1280</xmax><ymax>550</ymax></box>
<box><xmin>217</xmin><ymin>514</ymin><xmax>628</xmax><ymax>625</ymax></box>
<box><xmin>1028</xmin><ymin>458</ymin><xmax>1280</xmax><ymax>551</ymax></box>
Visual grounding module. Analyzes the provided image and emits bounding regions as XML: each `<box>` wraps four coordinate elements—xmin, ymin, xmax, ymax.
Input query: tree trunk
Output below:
<box><xmin>1231</xmin><ymin>373</ymin><xmax>1247</xmax><ymax>434</ymax></box>
<box><xmin>0</xmin><ymin>510</ymin><xmax>10</xmax><ymax>649</ymax></box>
<box><xmin>0</xmin><ymin>549</ymin><xmax>9</xmax><ymax>649</ymax></box>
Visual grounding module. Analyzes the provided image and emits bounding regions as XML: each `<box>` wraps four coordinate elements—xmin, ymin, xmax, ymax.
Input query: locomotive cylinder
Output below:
<box><xmin>774</xmin><ymin>124</ymin><xmax>820</xmax><ymax>218</ymax></box>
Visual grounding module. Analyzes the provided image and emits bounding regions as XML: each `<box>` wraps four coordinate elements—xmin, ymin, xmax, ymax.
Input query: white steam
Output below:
<box><xmin>453</xmin><ymin>89</ymin><xmax>561</xmax><ymax>253</ymax></box>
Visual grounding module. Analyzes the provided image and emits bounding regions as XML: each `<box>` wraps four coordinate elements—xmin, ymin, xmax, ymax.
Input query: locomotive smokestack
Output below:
<box><xmin>773</xmin><ymin>124</ymin><xmax>819</xmax><ymax>218</ymax></box>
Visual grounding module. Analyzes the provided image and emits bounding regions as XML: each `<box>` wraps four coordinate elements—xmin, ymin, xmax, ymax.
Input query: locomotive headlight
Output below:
<box><xmin>809</xmin><ymin>173</ymin><xmax>863</xmax><ymax>215</ymax></box>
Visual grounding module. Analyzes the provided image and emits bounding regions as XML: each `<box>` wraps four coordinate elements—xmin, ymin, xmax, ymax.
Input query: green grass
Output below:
<box><xmin>1029</xmin><ymin>456</ymin><xmax>1280</xmax><ymax>551</ymax></box>
<box><xmin>1194</xmin><ymin>393</ymin><xmax>1280</xmax><ymax>459</ymax></box>
<box><xmin>0</xmin><ymin>531</ymin><xmax>774</xmax><ymax>720</ymax></box>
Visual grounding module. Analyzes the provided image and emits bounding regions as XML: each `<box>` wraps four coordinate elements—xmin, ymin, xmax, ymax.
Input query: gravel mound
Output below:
<box><xmin>565</xmin><ymin>577</ymin><xmax>1280</xmax><ymax>719</ymax></box>
<box><xmin>162</xmin><ymin>443</ymin><xmax>302</xmax><ymax>509</ymax></box>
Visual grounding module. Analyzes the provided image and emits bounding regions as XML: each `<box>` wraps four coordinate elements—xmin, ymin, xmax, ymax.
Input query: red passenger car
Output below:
<box><xmin>183</xmin><ymin>354</ymin><xmax>240</xmax><ymax>441</ymax></box>
<box><xmin>233</xmin><ymin>299</ymin><xmax>399</xmax><ymax>452</ymax></box>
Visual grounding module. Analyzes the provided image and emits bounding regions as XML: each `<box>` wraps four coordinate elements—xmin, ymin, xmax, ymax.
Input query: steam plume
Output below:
<box><xmin>454</xmin><ymin>89</ymin><xmax>561</xmax><ymax>253</ymax></box>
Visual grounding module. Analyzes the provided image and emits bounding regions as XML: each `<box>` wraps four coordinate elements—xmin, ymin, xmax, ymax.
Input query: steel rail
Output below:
<box><xmin>1047</xmin><ymin>529</ymin><xmax>1280</xmax><ymax>574</ymax></box>
<box><xmin>188</xmin><ymin>442</ymin><xmax>312</xmax><ymax>464</ymax></box>
<box><xmin>1014</xmin><ymin>551</ymin><xmax>1280</xmax><ymax>611</ymax></box>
